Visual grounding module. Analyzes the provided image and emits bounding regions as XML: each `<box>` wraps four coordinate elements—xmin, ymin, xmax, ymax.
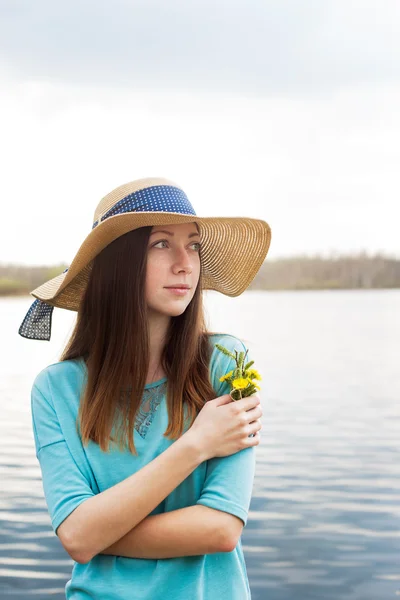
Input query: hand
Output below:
<box><xmin>186</xmin><ymin>393</ymin><xmax>263</xmax><ymax>461</ymax></box>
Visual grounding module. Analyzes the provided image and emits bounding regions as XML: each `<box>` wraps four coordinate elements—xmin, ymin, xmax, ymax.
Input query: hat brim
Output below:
<box><xmin>30</xmin><ymin>212</ymin><xmax>272</xmax><ymax>310</ymax></box>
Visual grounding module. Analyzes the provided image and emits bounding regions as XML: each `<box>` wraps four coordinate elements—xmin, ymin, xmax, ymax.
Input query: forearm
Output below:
<box><xmin>63</xmin><ymin>433</ymin><xmax>205</xmax><ymax>564</ymax></box>
<box><xmin>98</xmin><ymin>505</ymin><xmax>227</xmax><ymax>559</ymax></box>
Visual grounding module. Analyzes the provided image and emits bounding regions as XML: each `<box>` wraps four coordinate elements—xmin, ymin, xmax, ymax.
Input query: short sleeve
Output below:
<box><xmin>196</xmin><ymin>335</ymin><xmax>257</xmax><ymax>527</ymax></box>
<box><xmin>31</xmin><ymin>371</ymin><xmax>96</xmax><ymax>536</ymax></box>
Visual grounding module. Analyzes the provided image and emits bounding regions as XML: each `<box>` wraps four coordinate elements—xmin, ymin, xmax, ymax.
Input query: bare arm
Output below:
<box><xmin>59</xmin><ymin>432</ymin><xmax>206</xmax><ymax>564</ymax></box>
<box><xmin>98</xmin><ymin>505</ymin><xmax>242</xmax><ymax>560</ymax></box>
<box><xmin>57</xmin><ymin>393</ymin><xmax>261</xmax><ymax>564</ymax></box>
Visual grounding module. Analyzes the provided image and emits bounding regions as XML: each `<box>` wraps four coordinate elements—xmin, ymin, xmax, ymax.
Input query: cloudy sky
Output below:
<box><xmin>1</xmin><ymin>0</ymin><xmax>399</xmax><ymax>265</ymax></box>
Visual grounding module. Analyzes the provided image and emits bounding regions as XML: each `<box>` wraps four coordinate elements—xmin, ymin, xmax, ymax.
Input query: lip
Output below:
<box><xmin>165</xmin><ymin>287</ymin><xmax>190</xmax><ymax>295</ymax></box>
<box><xmin>164</xmin><ymin>285</ymin><xmax>190</xmax><ymax>289</ymax></box>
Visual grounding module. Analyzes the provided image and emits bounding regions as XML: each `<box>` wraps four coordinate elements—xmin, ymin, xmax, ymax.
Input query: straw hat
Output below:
<box><xmin>18</xmin><ymin>177</ymin><xmax>272</xmax><ymax>341</ymax></box>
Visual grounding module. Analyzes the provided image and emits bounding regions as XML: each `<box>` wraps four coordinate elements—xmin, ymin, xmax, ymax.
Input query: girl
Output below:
<box><xmin>19</xmin><ymin>177</ymin><xmax>272</xmax><ymax>599</ymax></box>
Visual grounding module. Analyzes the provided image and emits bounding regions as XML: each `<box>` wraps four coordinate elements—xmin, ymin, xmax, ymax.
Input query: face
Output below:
<box><xmin>145</xmin><ymin>222</ymin><xmax>201</xmax><ymax>318</ymax></box>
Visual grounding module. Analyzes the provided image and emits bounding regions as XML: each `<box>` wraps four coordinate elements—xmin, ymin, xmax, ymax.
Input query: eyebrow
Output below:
<box><xmin>150</xmin><ymin>230</ymin><xmax>200</xmax><ymax>238</ymax></box>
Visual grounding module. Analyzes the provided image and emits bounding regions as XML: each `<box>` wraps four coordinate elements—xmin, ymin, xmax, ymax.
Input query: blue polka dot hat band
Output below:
<box><xmin>19</xmin><ymin>184</ymin><xmax>196</xmax><ymax>341</ymax></box>
<box><xmin>18</xmin><ymin>178</ymin><xmax>272</xmax><ymax>341</ymax></box>
<box><xmin>91</xmin><ymin>185</ymin><xmax>195</xmax><ymax>229</ymax></box>
<box><xmin>18</xmin><ymin>267</ymin><xmax>71</xmax><ymax>341</ymax></box>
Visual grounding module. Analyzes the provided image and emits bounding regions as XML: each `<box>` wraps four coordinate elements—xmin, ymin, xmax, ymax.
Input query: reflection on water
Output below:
<box><xmin>1</xmin><ymin>290</ymin><xmax>399</xmax><ymax>599</ymax></box>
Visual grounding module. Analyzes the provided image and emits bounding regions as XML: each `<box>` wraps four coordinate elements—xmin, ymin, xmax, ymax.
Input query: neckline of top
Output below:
<box><xmin>144</xmin><ymin>376</ymin><xmax>168</xmax><ymax>389</ymax></box>
<box><xmin>74</xmin><ymin>357</ymin><xmax>167</xmax><ymax>389</ymax></box>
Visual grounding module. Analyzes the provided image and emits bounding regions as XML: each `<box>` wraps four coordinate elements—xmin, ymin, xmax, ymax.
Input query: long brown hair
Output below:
<box><xmin>59</xmin><ymin>224</ymin><xmax>221</xmax><ymax>455</ymax></box>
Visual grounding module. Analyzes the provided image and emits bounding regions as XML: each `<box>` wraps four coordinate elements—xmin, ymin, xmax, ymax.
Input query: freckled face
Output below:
<box><xmin>145</xmin><ymin>222</ymin><xmax>201</xmax><ymax>317</ymax></box>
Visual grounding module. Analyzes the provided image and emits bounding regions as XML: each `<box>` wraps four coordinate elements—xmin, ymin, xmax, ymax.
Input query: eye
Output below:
<box><xmin>153</xmin><ymin>240</ymin><xmax>168</xmax><ymax>248</ymax></box>
<box><xmin>152</xmin><ymin>240</ymin><xmax>202</xmax><ymax>251</ymax></box>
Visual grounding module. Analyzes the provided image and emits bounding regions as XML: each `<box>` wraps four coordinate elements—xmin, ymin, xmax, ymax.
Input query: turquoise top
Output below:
<box><xmin>31</xmin><ymin>333</ymin><xmax>256</xmax><ymax>599</ymax></box>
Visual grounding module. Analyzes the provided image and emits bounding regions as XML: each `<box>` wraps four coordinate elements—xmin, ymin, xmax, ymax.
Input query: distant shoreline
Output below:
<box><xmin>2</xmin><ymin>286</ymin><xmax>399</xmax><ymax>298</ymax></box>
<box><xmin>1</xmin><ymin>252</ymin><xmax>400</xmax><ymax>295</ymax></box>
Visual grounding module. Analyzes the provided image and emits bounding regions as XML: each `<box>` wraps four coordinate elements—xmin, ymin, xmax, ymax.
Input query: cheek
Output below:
<box><xmin>146</xmin><ymin>256</ymin><xmax>164</xmax><ymax>287</ymax></box>
<box><xmin>194</xmin><ymin>258</ymin><xmax>201</xmax><ymax>278</ymax></box>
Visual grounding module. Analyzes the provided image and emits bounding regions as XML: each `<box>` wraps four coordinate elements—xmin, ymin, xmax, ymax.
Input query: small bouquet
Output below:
<box><xmin>215</xmin><ymin>343</ymin><xmax>262</xmax><ymax>401</ymax></box>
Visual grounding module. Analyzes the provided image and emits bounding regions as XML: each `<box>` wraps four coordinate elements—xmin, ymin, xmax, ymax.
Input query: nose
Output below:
<box><xmin>172</xmin><ymin>246</ymin><xmax>194</xmax><ymax>274</ymax></box>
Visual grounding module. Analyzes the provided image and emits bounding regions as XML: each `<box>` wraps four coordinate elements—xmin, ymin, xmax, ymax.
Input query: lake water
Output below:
<box><xmin>0</xmin><ymin>290</ymin><xmax>399</xmax><ymax>599</ymax></box>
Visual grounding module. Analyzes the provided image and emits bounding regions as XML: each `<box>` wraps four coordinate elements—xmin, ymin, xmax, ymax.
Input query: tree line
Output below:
<box><xmin>0</xmin><ymin>252</ymin><xmax>399</xmax><ymax>296</ymax></box>
<box><xmin>247</xmin><ymin>252</ymin><xmax>400</xmax><ymax>290</ymax></box>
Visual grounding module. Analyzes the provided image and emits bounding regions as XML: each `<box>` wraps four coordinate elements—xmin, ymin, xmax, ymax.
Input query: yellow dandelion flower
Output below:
<box><xmin>219</xmin><ymin>369</ymin><xmax>233</xmax><ymax>382</ymax></box>
<box><xmin>232</xmin><ymin>378</ymin><xmax>250</xmax><ymax>390</ymax></box>
<box><xmin>247</xmin><ymin>368</ymin><xmax>262</xmax><ymax>381</ymax></box>
<box><xmin>246</xmin><ymin>378</ymin><xmax>261</xmax><ymax>390</ymax></box>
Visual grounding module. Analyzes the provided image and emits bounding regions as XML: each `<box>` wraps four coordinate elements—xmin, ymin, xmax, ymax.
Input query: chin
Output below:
<box><xmin>148</xmin><ymin>304</ymin><xmax>190</xmax><ymax>317</ymax></box>
<box><xmin>167</xmin><ymin>306</ymin><xmax>190</xmax><ymax>317</ymax></box>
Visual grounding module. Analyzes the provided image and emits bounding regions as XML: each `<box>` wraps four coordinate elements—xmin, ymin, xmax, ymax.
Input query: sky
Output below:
<box><xmin>1</xmin><ymin>0</ymin><xmax>399</xmax><ymax>265</ymax></box>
